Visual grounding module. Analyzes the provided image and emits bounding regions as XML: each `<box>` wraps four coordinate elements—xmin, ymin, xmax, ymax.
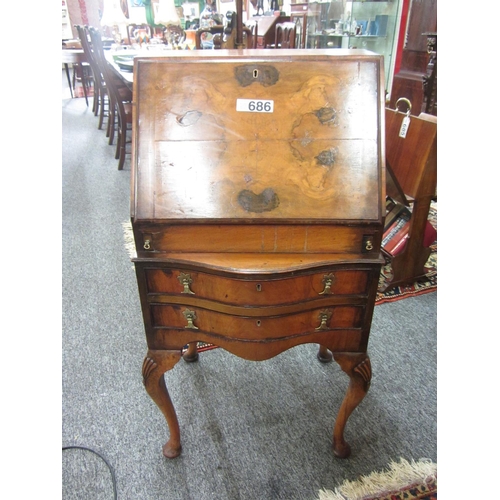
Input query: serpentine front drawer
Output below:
<box><xmin>144</xmin><ymin>266</ymin><xmax>371</xmax><ymax>306</ymax></box>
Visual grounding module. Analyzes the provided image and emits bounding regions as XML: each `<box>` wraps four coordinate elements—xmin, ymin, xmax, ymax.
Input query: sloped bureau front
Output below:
<box><xmin>131</xmin><ymin>49</ymin><xmax>385</xmax><ymax>459</ymax></box>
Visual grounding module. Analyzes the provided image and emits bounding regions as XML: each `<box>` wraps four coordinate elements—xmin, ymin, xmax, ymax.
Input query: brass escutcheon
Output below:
<box><xmin>178</xmin><ymin>273</ymin><xmax>195</xmax><ymax>294</ymax></box>
<box><xmin>183</xmin><ymin>309</ymin><xmax>199</xmax><ymax>330</ymax></box>
<box><xmin>319</xmin><ymin>273</ymin><xmax>335</xmax><ymax>295</ymax></box>
<box><xmin>315</xmin><ymin>310</ymin><xmax>332</xmax><ymax>331</ymax></box>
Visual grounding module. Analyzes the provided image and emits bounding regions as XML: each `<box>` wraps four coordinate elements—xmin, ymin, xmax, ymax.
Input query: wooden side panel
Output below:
<box><xmin>385</xmin><ymin>108</ymin><xmax>437</xmax><ymax>199</ymax></box>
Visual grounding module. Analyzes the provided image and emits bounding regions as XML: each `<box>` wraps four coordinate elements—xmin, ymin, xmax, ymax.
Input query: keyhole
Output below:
<box><xmin>253</xmin><ymin>69</ymin><xmax>258</xmax><ymax>78</ymax></box>
<box><xmin>256</xmin><ymin>320</ymin><xmax>261</xmax><ymax>327</ymax></box>
<box><xmin>256</xmin><ymin>283</ymin><xmax>262</xmax><ymax>292</ymax></box>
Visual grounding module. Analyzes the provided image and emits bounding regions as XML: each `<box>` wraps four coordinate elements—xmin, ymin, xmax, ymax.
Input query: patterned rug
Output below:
<box><xmin>72</xmin><ymin>85</ymin><xmax>94</xmax><ymax>98</ymax></box>
<box><xmin>376</xmin><ymin>204</ymin><xmax>437</xmax><ymax>305</ymax></box>
<box><xmin>317</xmin><ymin>458</ymin><xmax>437</xmax><ymax>500</ymax></box>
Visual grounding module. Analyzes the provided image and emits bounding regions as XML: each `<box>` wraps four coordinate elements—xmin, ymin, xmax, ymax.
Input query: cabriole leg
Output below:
<box><xmin>182</xmin><ymin>342</ymin><xmax>199</xmax><ymax>363</ymax></box>
<box><xmin>331</xmin><ymin>352</ymin><xmax>372</xmax><ymax>458</ymax></box>
<box><xmin>317</xmin><ymin>344</ymin><xmax>333</xmax><ymax>363</ymax></box>
<box><xmin>142</xmin><ymin>350</ymin><xmax>182</xmax><ymax>458</ymax></box>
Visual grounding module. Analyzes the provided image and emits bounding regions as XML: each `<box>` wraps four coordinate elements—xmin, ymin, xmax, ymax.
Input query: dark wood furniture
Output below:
<box><xmin>422</xmin><ymin>32</ymin><xmax>437</xmax><ymax>115</ymax></box>
<box><xmin>130</xmin><ymin>49</ymin><xmax>386</xmax><ymax>459</ymax></box>
<box><xmin>61</xmin><ymin>48</ymin><xmax>90</xmax><ymax>105</ymax></box>
<box><xmin>250</xmin><ymin>14</ymin><xmax>289</xmax><ymax>48</ymax></box>
<box><xmin>75</xmin><ymin>25</ymin><xmax>109</xmax><ymax>132</ymax></box>
<box><xmin>290</xmin><ymin>12</ymin><xmax>307</xmax><ymax>48</ymax></box>
<box><xmin>196</xmin><ymin>25</ymin><xmax>255</xmax><ymax>50</ymax></box>
<box><xmin>89</xmin><ymin>27</ymin><xmax>133</xmax><ymax>170</ymax></box>
<box><xmin>272</xmin><ymin>21</ymin><xmax>296</xmax><ymax>48</ymax></box>
<box><xmin>195</xmin><ymin>25</ymin><xmax>225</xmax><ymax>49</ymax></box>
<box><xmin>381</xmin><ymin>106</ymin><xmax>437</xmax><ymax>291</ymax></box>
<box><xmin>244</xmin><ymin>20</ymin><xmax>259</xmax><ymax>48</ymax></box>
<box><xmin>389</xmin><ymin>0</ymin><xmax>437</xmax><ymax>115</ymax></box>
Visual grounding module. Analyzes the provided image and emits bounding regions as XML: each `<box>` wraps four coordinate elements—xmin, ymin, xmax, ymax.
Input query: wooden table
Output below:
<box><xmin>104</xmin><ymin>50</ymin><xmax>135</xmax><ymax>91</ymax></box>
<box><xmin>130</xmin><ymin>49</ymin><xmax>386</xmax><ymax>460</ymax></box>
<box><xmin>62</xmin><ymin>49</ymin><xmax>89</xmax><ymax>105</ymax></box>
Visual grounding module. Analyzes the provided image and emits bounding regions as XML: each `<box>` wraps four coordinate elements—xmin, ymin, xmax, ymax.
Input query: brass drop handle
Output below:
<box><xmin>178</xmin><ymin>273</ymin><xmax>195</xmax><ymax>295</ymax></box>
<box><xmin>143</xmin><ymin>239</ymin><xmax>151</xmax><ymax>250</ymax></box>
<box><xmin>183</xmin><ymin>309</ymin><xmax>199</xmax><ymax>330</ymax></box>
<box><xmin>365</xmin><ymin>240</ymin><xmax>373</xmax><ymax>251</ymax></box>
<box><xmin>318</xmin><ymin>273</ymin><xmax>335</xmax><ymax>295</ymax></box>
<box><xmin>315</xmin><ymin>310</ymin><xmax>332</xmax><ymax>331</ymax></box>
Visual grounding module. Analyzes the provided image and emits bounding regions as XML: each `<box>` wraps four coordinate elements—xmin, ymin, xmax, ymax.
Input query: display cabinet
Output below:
<box><xmin>306</xmin><ymin>1</ymin><xmax>401</xmax><ymax>92</ymax></box>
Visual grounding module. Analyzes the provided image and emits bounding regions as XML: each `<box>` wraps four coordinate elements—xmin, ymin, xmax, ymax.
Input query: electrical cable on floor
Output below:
<box><xmin>62</xmin><ymin>445</ymin><xmax>118</xmax><ymax>500</ymax></box>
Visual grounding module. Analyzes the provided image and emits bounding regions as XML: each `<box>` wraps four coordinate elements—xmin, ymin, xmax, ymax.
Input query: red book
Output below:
<box><xmin>383</xmin><ymin>222</ymin><xmax>410</xmax><ymax>256</ymax></box>
<box><xmin>385</xmin><ymin>220</ymin><xmax>437</xmax><ymax>257</ymax></box>
<box><xmin>423</xmin><ymin>221</ymin><xmax>437</xmax><ymax>247</ymax></box>
<box><xmin>390</xmin><ymin>231</ymin><xmax>410</xmax><ymax>256</ymax></box>
<box><xmin>382</xmin><ymin>211</ymin><xmax>411</xmax><ymax>246</ymax></box>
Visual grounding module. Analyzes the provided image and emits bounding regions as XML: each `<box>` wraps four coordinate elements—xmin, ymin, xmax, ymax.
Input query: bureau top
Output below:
<box><xmin>131</xmin><ymin>49</ymin><xmax>385</xmax><ymax>225</ymax></box>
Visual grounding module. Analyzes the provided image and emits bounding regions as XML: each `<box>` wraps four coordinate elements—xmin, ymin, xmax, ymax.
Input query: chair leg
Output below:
<box><xmin>117</xmin><ymin>121</ymin><xmax>128</xmax><ymax>170</ymax></box>
<box><xmin>108</xmin><ymin>104</ymin><xmax>116</xmax><ymax>145</ymax></box>
<box><xmin>98</xmin><ymin>93</ymin><xmax>106</xmax><ymax>130</ymax></box>
<box><xmin>115</xmin><ymin>118</ymin><xmax>121</xmax><ymax>160</ymax></box>
<box><xmin>92</xmin><ymin>85</ymin><xmax>99</xmax><ymax>115</ymax></box>
<box><xmin>118</xmin><ymin>141</ymin><xmax>126</xmax><ymax>170</ymax></box>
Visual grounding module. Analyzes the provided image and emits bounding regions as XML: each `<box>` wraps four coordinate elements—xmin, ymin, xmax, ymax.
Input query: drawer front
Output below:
<box><xmin>150</xmin><ymin>304</ymin><xmax>363</xmax><ymax>341</ymax></box>
<box><xmin>136</xmin><ymin>225</ymin><xmax>381</xmax><ymax>256</ymax></box>
<box><xmin>145</xmin><ymin>268</ymin><xmax>370</xmax><ymax>306</ymax></box>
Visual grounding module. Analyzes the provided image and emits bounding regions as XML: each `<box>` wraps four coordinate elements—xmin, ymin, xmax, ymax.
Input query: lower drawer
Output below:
<box><xmin>150</xmin><ymin>304</ymin><xmax>364</xmax><ymax>341</ymax></box>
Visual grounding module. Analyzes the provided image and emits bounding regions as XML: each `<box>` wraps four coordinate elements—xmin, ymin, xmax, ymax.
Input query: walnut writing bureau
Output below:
<box><xmin>130</xmin><ymin>49</ymin><xmax>386</xmax><ymax>459</ymax></box>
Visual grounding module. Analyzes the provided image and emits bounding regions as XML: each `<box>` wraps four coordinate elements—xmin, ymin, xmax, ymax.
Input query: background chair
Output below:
<box><xmin>71</xmin><ymin>63</ymin><xmax>93</xmax><ymax>103</ymax></box>
<box><xmin>75</xmin><ymin>24</ymin><xmax>108</xmax><ymax>130</ymax></box>
<box><xmin>195</xmin><ymin>26</ymin><xmax>224</xmax><ymax>49</ymax></box>
<box><xmin>89</xmin><ymin>27</ymin><xmax>133</xmax><ymax>170</ymax></box>
<box><xmin>273</xmin><ymin>22</ymin><xmax>296</xmax><ymax>49</ymax></box>
<box><xmin>244</xmin><ymin>20</ymin><xmax>258</xmax><ymax>48</ymax></box>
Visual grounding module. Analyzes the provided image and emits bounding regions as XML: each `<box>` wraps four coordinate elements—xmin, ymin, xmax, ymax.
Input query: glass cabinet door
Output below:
<box><xmin>305</xmin><ymin>0</ymin><xmax>402</xmax><ymax>93</ymax></box>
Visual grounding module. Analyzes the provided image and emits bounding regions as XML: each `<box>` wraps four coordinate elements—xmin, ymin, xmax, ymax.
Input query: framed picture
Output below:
<box><xmin>182</xmin><ymin>2</ymin><xmax>200</xmax><ymax>19</ymax></box>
